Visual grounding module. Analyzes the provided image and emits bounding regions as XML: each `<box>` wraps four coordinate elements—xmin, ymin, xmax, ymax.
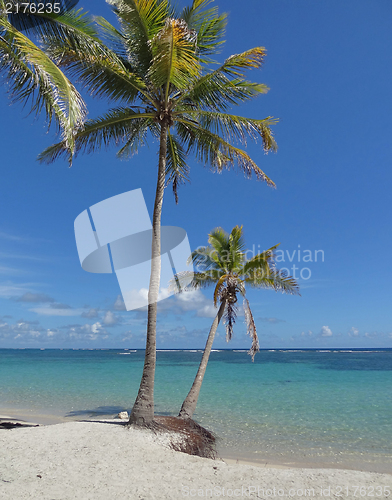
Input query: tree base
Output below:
<box><xmin>153</xmin><ymin>416</ymin><xmax>217</xmax><ymax>459</ymax></box>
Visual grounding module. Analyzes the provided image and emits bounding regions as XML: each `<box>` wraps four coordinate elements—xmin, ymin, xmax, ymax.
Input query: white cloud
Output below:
<box><xmin>113</xmin><ymin>288</ymin><xmax>216</xmax><ymax>318</ymax></box>
<box><xmin>259</xmin><ymin>317</ymin><xmax>286</xmax><ymax>324</ymax></box>
<box><xmin>50</xmin><ymin>302</ymin><xmax>71</xmax><ymax>310</ymax></box>
<box><xmin>301</xmin><ymin>330</ymin><xmax>313</xmax><ymax>337</ymax></box>
<box><xmin>0</xmin><ymin>319</ymin><xmax>43</xmax><ymax>341</ymax></box>
<box><xmin>364</xmin><ymin>331</ymin><xmax>377</xmax><ymax>338</ymax></box>
<box><xmin>81</xmin><ymin>308</ymin><xmax>99</xmax><ymax>319</ymax></box>
<box><xmin>0</xmin><ymin>283</ymin><xmax>39</xmax><ymax>298</ymax></box>
<box><xmin>64</xmin><ymin>322</ymin><xmax>109</xmax><ymax>341</ymax></box>
<box><xmin>14</xmin><ymin>292</ymin><xmax>55</xmax><ymax>303</ymax></box>
<box><xmin>320</xmin><ymin>325</ymin><xmax>333</xmax><ymax>337</ymax></box>
<box><xmin>113</xmin><ymin>295</ymin><xmax>126</xmax><ymax>311</ymax></box>
<box><xmin>46</xmin><ymin>329</ymin><xmax>59</xmax><ymax>338</ymax></box>
<box><xmin>196</xmin><ymin>304</ymin><xmax>217</xmax><ymax>318</ymax></box>
<box><xmin>122</xmin><ymin>288</ymin><xmax>172</xmax><ymax>311</ymax></box>
<box><xmin>0</xmin><ymin>266</ymin><xmax>26</xmax><ymax>276</ymax></box>
<box><xmin>348</xmin><ymin>327</ymin><xmax>359</xmax><ymax>337</ymax></box>
<box><xmin>122</xmin><ymin>289</ymin><xmax>149</xmax><ymax>310</ymax></box>
<box><xmin>175</xmin><ymin>290</ymin><xmax>216</xmax><ymax>318</ymax></box>
<box><xmin>103</xmin><ymin>311</ymin><xmax>120</xmax><ymax>326</ymax></box>
<box><xmin>121</xmin><ymin>330</ymin><xmax>133</xmax><ymax>342</ymax></box>
<box><xmin>30</xmin><ymin>307</ymin><xmax>85</xmax><ymax>317</ymax></box>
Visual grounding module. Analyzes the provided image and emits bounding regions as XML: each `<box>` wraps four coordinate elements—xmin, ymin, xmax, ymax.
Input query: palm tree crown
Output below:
<box><xmin>38</xmin><ymin>0</ymin><xmax>278</xmax><ymax>197</ymax></box>
<box><xmin>177</xmin><ymin>226</ymin><xmax>300</xmax><ymax>360</ymax></box>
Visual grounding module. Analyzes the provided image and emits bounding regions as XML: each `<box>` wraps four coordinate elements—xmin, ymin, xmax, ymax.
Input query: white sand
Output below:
<box><xmin>0</xmin><ymin>421</ymin><xmax>390</xmax><ymax>499</ymax></box>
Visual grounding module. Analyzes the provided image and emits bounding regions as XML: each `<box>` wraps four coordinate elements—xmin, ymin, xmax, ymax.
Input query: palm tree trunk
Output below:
<box><xmin>129</xmin><ymin>120</ymin><xmax>168</xmax><ymax>426</ymax></box>
<box><xmin>178</xmin><ymin>299</ymin><xmax>227</xmax><ymax>420</ymax></box>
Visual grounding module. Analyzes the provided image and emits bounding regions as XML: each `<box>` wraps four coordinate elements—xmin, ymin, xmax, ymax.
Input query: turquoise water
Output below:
<box><xmin>1</xmin><ymin>349</ymin><xmax>391</xmax><ymax>472</ymax></box>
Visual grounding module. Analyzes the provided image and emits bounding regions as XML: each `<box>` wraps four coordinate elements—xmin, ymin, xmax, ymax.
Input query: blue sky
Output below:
<box><xmin>1</xmin><ymin>0</ymin><xmax>391</xmax><ymax>349</ymax></box>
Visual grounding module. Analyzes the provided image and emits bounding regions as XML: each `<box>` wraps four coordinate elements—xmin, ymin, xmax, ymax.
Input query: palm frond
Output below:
<box><xmin>148</xmin><ymin>17</ymin><xmax>200</xmax><ymax>98</ymax></box>
<box><xmin>116</xmin><ymin>115</ymin><xmax>153</xmax><ymax>158</ymax></box>
<box><xmin>168</xmin><ymin>270</ymin><xmax>193</xmax><ymax>292</ymax></box>
<box><xmin>220</xmin><ymin>47</ymin><xmax>267</xmax><ymax>77</ymax></box>
<box><xmin>38</xmin><ymin>107</ymin><xmax>154</xmax><ymax>163</ymax></box>
<box><xmin>181</xmin><ymin>0</ymin><xmax>227</xmax><ymax>60</ymax></box>
<box><xmin>189</xmin><ymin>246</ymin><xmax>221</xmax><ymax>272</ymax></box>
<box><xmin>45</xmin><ymin>35</ymin><xmax>151</xmax><ymax>106</ymax></box>
<box><xmin>165</xmin><ymin>131</ymin><xmax>190</xmax><ymax>203</ymax></box>
<box><xmin>192</xmin><ymin>270</ymin><xmax>223</xmax><ymax>289</ymax></box>
<box><xmin>241</xmin><ymin>243</ymin><xmax>280</xmax><ymax>276</ymax></box>
<box><xmin>0</xmin><ymin>17</ymin><xmax>85</xmax><ymax>156</ymax></box>
<box><xmin>229</xmin><ymin>225</ymin><xmax>245</xmax><ymax>253</ymax></box>
<box><xmin>192</xmin><ymin>111</ymin><xmax>278</xmax><ymax>151</ymax></box>
<box><xmin>246</xmin><ymin>268</ymin><xmax>300</xmax><ymax>295</ymax></box>
<box><xmin>226</xmin><ymin>225</ymin><xmax>246</xmax><ymax>272</ymax></box>
<box><xmin>2</xmin><ymin>3</ymin><xmax>93</xmax><ymax>41</ymax></box>
<box><xmin>243</xmin><ymin>297</ymin><xmax>259</xmax><ymax>361</ymax></box>
<box><xmin>80</xmin><ymin>15</ymin><xmax>127</xmax><ymax>58</ymax></box>
<box><xmin>213</xmin><ymin>273</ymin><xmax>228</xmax><ymax>307</ymax></box>
<box><xmin>177</xmin><ymin>47</ymin><xmax>268</xmax><ymax>109</ymax></box>
<box><xmin>169</xmin><ymin>270</ymin><xmax>221</xmax><ymax>292</ymax></box>
<box><xmin>223</xmin><ymin>297</ymin><xmax>237</xmax><ymax>341</ymax></box>
<box><xmin>107</xmin><ymin>0</ymin><xmax>172</xmax><ymax>73</ymax></box>
<box><xmin>208</xmin><ymin>227</ymin><xmax>229</xmax><ymax>260</ymax></box>
<box><xmin>176</xmin><ymin>119</ymin><xmax>275</xmax><ymax>186</ymax></box>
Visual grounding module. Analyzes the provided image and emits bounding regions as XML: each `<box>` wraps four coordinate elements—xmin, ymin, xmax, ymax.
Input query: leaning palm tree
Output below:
<box><xmin>173</xmin><ymin>225</ymin><xmax>300</xmax><ymax>420</ymax></box>
<box><xmin>38</xmin><ymin>0</ymin><xmax>278</xmax><ymax>426</ymax></box>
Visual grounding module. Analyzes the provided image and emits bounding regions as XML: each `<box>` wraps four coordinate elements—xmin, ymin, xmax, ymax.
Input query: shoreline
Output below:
<box><xmin>0</xmin><ymin>420</ymin><xmax>391</xmax><ymax>500</ymax></box>
<box><xmin>1</xmin><ymin>407</ymin><xmax>391</xmax><ymax>476</ymax></box>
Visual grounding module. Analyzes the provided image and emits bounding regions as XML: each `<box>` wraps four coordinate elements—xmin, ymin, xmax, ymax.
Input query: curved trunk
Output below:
<box><xmin>129</xmin><ymin>120</ymin><xmax>168</xmax><ymax>426</ymax></box>
<box><xmin>179</xmin><ymin>299</ymin><xmax>227</xmax><ymax>419</ymax></box>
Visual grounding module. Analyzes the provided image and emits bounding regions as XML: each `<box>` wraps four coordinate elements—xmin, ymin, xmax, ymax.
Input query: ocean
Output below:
<box><xmin>1</xmin><ymin>348</ymin><xmax>391</xmax><ymax>473</ymax></box>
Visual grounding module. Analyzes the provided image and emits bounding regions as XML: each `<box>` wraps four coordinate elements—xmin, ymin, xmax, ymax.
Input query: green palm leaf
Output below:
<box><xmin>242</xmin><ymin>243</ymin><xmax>280</xmax><ymax>276</ymax></box>
<box><xmin>245</xmin><ymin>268</ymin><xmax>300</xmax><ymax>295</ymax></box>
<box><xmin>0</xmin><ymin>17</ymin><xmax>85</xmax><ymax>156</ymax></box>
<box><xmin>176</xmin><ymin>118</ymin><xmax>276</xmax><ymax>185</ymax></box>
<box><xmin>170</xmin><ymin>270</ymin><xmax>219</xmax><ymax>292</ymax></box>
<box><xmin>181</xmin><ymin>0</ymin><xmax>227</xmax><ymax>60</ymax></box>
<box><xmin>213</xmin><ymin>273</ymin><xmax>229</xmax><ymax>306</ymax></box>
<box><xmin>178</xmin><ymin>47</ymin><xmax>268</xmax><ymax>109</ymax></box>
<box><xmin>38</xmin><ymin>107</ymin><xmax>155</xmax><ymax>163</ymax></box>
<box><xmin>45</xmin><ymin>35</ymin><xmax>150</xmax><ymax>106</ymax></box>
<box><xmin>148</xmin><ymin>17</ymin><xmax>200</xmax><ymax>98</ymax></box>
<box><xmin>1</xmin><ymin>3</ymin><xmax>96</xmax><ymax>41</ymax></box>
<box><xmin>165</xmin><ymin>131</ymin><xmax>190</xmax><ymax>203</ymax></box>
<box><xmin>107</xmin><ymin>0</ymin><xmax>173</xmax><ymax>74</ymax></box>
<box><xmin>195</xmin><ymin>112</ymin><xmax>278</xmax><ymax>151</ymax></box>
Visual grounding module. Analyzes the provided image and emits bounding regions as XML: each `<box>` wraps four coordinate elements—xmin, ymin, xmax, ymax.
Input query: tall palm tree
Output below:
<box><xmin>38</xmin><ymin>0</ymin><xmax>278</xmax><ymax>426</ymax></box>
<box><xmin>174</xmin><ymin>225</ymin><xmax>300</xmax><ymax>420</ymax></box>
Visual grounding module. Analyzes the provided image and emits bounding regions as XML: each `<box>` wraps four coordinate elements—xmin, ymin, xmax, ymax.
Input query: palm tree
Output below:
<box><xmin>38</xmin><ymin>0</ymin><xmax>278</xmax><ymax>426</ymax></box>
<box><xmin>173</xmin><ymin>225</ymin><xmax>300</xmax><ymax>420</ymax></box>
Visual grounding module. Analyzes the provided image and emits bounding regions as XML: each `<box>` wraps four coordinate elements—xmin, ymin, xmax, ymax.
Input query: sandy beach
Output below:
<box><xmin>0</xmin><ymin>418</ymin><xmax>390</xmax><ymax>500</ymax></box>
